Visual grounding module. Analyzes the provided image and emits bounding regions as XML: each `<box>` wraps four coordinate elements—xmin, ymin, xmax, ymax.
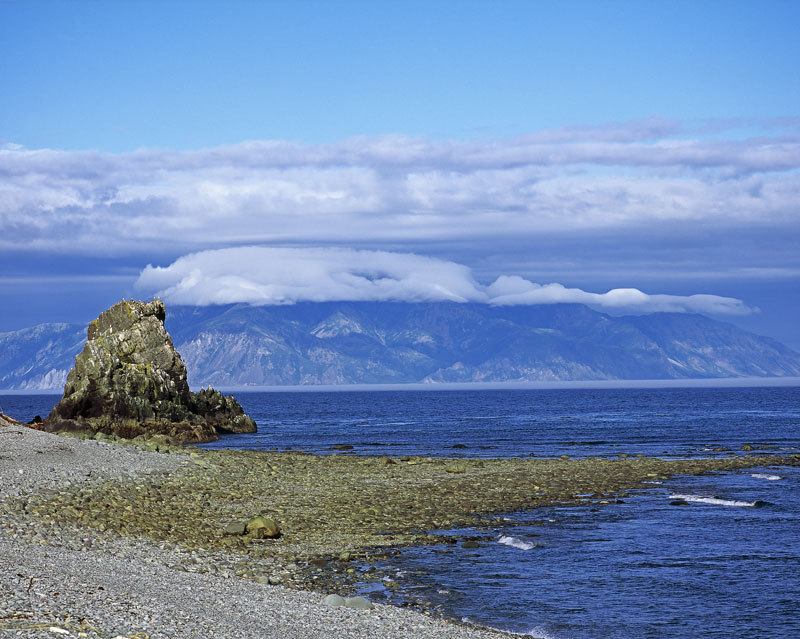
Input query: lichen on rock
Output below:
<box><xmin>41</xmin><ymin>299</ymin><xmax>256</xmax><ymax>443</ymax></box>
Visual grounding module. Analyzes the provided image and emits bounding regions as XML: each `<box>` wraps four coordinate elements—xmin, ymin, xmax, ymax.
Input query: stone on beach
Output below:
<box><xmin>322</xmin><ymin>594</ymin><xmax>374</xmax><ymax>610</ymax></box>
<box><xmin>345</xmin><ymin>596</ymin><xmax>375</xmax><ymax>610</ymax></box>
<box><xmin>323</xmin><ymin>594</ymin><xmax>346</xmax><ymax>607</ymax></box>
<box><xmin>223</xmin><ymin>520</ymin><xmax>247</xmax><ymax>535</ymax></box>
<box><xmin>38</xmin><ymin>299</ymin><xmax>256</xmax><ymax>444</ymax></box>
<box><xmin>245</xmin><ymin>516</ymin><xmax>281</xmax><ymax>539</ymax></box>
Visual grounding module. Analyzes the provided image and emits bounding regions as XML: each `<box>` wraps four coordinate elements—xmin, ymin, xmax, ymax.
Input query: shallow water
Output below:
<box><xmin>3</xmin><ymin>385</ymin><xmax>799</xmax><ymax>638</ymax></box>
<box><xmin>364</xmin><ymin>466</ymin><xmax>800</xmax><ymax>638</ymax></box>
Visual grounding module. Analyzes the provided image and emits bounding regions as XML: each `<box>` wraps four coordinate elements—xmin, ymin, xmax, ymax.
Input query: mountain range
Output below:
<box><xmin>2</xmin><ymin>302</ymin><xmax>800</xmax><ymax>391</ymax></box>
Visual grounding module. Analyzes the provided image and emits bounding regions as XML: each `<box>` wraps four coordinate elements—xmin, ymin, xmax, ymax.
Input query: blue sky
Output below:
<box><xmin>3</xmin><ymin>0</ymin><xmax>799</xmax><ymax>150</ymax></box>
<box><xmin>1</xmin><ymin>0</ymin><xmax>799</xmax><ymax>350</ymax></box>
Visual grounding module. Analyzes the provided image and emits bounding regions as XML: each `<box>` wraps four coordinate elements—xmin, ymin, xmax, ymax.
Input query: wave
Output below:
<box><xmin>523</xmin><ymin>627</ymin><xmax>563</xmax><ymax>639</ymax></box>
<box><xmin>669</xmin><ymin>493</ymin><xmax>766</xmax><ymax>508</ymax></box>
<box><xmin>751</xmin><ymin>473</ymin><xmax>782</xmax><ymax>481</ymax></box>
<box><xmin>460</xmin><ymin>618</ymin><xmax>561</xmax><ymax>639</ymax></box>
<box><xmin>498</xmin><ymin>535</ymin><xmax>537</xmax><ymax>550</ymax></box>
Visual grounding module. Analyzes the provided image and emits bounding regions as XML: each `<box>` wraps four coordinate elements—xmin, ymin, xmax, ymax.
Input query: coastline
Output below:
<box><xmin>207</xmin><ymin>376</ymin><xmax>800</xmax><ymax>393</ymax></box>
<box><xmin>3</xmin><ymin>414</ymin><xmax>799</xmax><ymax>637</ymax></box>
<box><xmin>3</xmin><ymin>375</ymin><xmax>800</xmax><ymax>396</ymax></box>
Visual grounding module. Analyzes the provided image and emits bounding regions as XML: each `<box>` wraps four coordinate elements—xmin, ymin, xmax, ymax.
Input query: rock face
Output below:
<box><xmin>42</xmin><ymin>299</ymin><xmax>256</xmax><ymax>443</ymax></box>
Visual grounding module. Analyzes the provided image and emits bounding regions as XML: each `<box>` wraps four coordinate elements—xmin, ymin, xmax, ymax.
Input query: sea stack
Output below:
<box><xmin>41</xmin><ymin>299</ymin><xmax>256</xmax><ymax>443</ymax></box>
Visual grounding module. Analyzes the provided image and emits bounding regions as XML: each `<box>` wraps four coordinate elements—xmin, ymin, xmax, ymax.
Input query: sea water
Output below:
<box><xmin>3</xmin><ymin>385</ymin><xmax>799</xmax><ymax>638</ymax></box>
<box><xmin>362</xmin><ymin>467</ymin><xmax>800</xmax><ymax>638</ymax></box>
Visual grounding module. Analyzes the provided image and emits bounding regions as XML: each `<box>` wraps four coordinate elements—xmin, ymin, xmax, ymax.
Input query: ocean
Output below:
<box><xmin>3</xmin><ymin>384</ymin><xmax>799</xmax><ymax>638</ymax></box>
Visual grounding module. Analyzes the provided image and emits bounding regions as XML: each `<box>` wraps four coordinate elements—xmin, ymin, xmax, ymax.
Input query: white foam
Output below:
<box><xmin>461</xmin><ymin>618</ymin><xmax>560</xmax><ymax>638</ymax></box>
<box><xmin>498</xmin><ymin>535</ymin><xmax>537</xmax><ymax>550</ymax></box>
<box><xmin>523</xmin><ymin>627</ymin><xmax>563</xmax><ymax>639</ymax></box>
<box><xmin>751</xmin><ymin>473</ymin><xmax>782</xmax><ymax>481</ymax></box>
<box><xmin>669</xmin><ymin>493</ymin><xmax>757</xmax><ymax>507</ymax></box>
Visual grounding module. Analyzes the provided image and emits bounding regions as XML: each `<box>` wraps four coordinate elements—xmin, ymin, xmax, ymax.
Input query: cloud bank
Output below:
<box><xmin>135</xmin><ymin>247</ymin><xmax>754</xmax><ymax>316</ymax></box>
<box><xmin>2</xmin><ymin>118</ymin><xmax>799</xmax><ymax>255</ymax></box>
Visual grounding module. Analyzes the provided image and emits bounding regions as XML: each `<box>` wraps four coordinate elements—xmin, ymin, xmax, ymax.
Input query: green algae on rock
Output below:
<box><xmin>39</xmin><ymin>299</ymin><xmax>256</xmax><ymax>443</ymax></box>
<box><xmin>11</xmin><ymin>446</ymin><xmax>799</xmax><ymax>594</ymax></box>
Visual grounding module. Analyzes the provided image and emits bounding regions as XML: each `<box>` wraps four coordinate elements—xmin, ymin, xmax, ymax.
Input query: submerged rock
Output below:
<box><xmin>40</xmin><ymin>299</ymin><xmax>256</xmax><ymax>443</ymax></box>
<box><xmin>669</xmin><ymin>499</ymin><xmax>690</xmax><ymax>506</ymax></box>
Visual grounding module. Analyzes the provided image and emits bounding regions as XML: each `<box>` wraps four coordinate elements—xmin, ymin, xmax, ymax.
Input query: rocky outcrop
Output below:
<box><xmin>41</xmin><ymin>299</ymin><xmax>256</xmax><ymax>443</ymax></box>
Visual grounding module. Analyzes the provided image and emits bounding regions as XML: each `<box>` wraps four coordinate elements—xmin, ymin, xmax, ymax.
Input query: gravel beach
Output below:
<box><xmin>5</xmin><ymin>412</ymin><xmax>799</xmax><ymax>639</ymax></box>
<box><xmin>0</xmin><ymin>415</ymin><xmax>502</xmax><ymax>639</ymax></box>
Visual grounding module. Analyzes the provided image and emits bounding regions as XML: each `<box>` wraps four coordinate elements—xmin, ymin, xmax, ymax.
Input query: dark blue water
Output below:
<box><xmin>206</xmin><ymin>386</ymin><xmax>799</xmax><ymax>459</ymax></box>
<box><xmin>365</xmin><ymin>467</ymin><xmax>800</xmax><ymax>639</ymax></box>
<box><xmin>3</xmin><ymin>385</ymin><xmax>799</xmax><ymax>638</ymax></box>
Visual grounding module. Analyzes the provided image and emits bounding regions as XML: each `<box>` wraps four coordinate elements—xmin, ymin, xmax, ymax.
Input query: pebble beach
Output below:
<box><xmin>4</xmin><ymin>412</ymin><xmax>799</xmax><ymax>638</ymax></box>
<box><xmin>0</xmin><ymin>415</ymin><xmax>502</xmax><ymax>639</ymax></box>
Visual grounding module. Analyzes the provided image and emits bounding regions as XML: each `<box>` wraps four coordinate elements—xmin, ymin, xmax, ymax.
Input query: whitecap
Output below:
<box><xmin>669</xmin><ymin>493</ymin><xmax>758</xmax><ymax>507</ymax></box>
<box><xmin>751</xmin><ymin>473</ymin><xmax>782</xmax><ymax>481</ymax></box>
<box><xmin>498</xmin><ymin>535</ymin><xmax>537</xmax><ymax>550</ymax></box>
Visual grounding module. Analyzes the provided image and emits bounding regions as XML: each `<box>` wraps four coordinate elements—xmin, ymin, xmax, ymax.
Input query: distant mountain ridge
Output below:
<box><xmin>4</xmin><ymin>302</ymin><xmax>799</xmax><ymax>390</ymax></box>
<box><xmin>0</xmin><ymin>322</ymin><xmax>86</xmax><ymax>390</ymax></box>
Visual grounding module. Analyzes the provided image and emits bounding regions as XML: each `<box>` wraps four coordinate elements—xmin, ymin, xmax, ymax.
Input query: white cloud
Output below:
<box><xmin>136</xmin><ymin>247</ymin><xmax>484</xmax><ymax>305</ymax></box>
<box><xmin>135</xmin><ymin>247</ymin><xmax>755</xmax><ymax>316</ymax></box>
<box><xmin>1</xmin><ymin>119</ymin><xmax>799</xmax><ymax>255</ymax></box>
<box><xmin>485</xmin><ymin>276</ymin><xmax>752</xmax><ymax>315</ymax></box>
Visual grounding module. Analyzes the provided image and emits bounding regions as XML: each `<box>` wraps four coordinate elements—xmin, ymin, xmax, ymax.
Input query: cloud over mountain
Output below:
<box><xmin>135</xmin><ymin>247</ymin><xmax>754</xmax><ymax>316</ymax></box>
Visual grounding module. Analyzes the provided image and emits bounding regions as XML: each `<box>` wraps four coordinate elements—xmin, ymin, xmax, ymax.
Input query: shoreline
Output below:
<box><xmin>3</xmin><ymin>416</ymin><xmax>799</xmax><ymax>637</ymax></box>
<box><xmin>2</xmin><ymin>375</ymin><xmax>800</xmax><ymax>396</ymax></box>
